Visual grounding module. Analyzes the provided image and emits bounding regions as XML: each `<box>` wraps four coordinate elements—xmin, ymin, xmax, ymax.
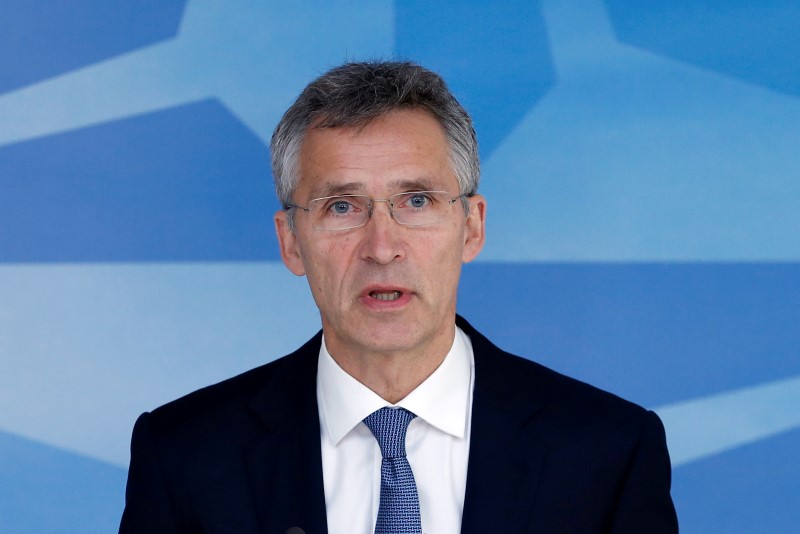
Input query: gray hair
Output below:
<box><xmin>270</xmin><ymin>60</ymin><xmax>479</xmax><ymax>213</ymax></box>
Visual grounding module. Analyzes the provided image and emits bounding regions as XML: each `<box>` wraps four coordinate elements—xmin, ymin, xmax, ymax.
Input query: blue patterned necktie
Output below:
<box><xmin>363</xmin><ymin>407</ymin><xmax>422</xmax><ymax>534</ymax></box>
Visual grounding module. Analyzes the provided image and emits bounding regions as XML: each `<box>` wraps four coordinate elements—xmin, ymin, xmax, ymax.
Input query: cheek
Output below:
<box><xmin>425</xmin><ymin>234</ymin><xmax>465</xmax><ymax>281</ymax></box>
<box><xmin>303</xmin><ymin>237</ymin><xmax>357</xmax><ymax>287</ymax></box>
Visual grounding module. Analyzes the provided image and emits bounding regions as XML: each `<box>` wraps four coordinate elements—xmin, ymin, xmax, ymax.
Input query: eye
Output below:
<box><xmin>320</xmin><ymin>196</ymin><xmax>364</xmax><ymax>216</ymax></box>
<box><xmin>330</xmin><ymin>200</ymin><xmax>353</xmax><ymax>214</ymax></box>
<box><xmin>406</xmin><ymin>193</ymin><xmax>431</xmax><ymax>209</ymax></box>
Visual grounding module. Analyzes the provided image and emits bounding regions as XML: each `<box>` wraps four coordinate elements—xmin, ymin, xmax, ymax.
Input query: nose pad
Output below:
<box><xmin>368</xmin><ymin>199</ymin><xmax>395</xmax><ymax>223</ymax></box>
<box><xmin>360</xmin><ymin>198</ymin><xmax>404</xmax><ymax>264</ymax></box>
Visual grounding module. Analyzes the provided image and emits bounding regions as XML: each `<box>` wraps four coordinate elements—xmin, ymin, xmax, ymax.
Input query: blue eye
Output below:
<box><xmin>408</xmin><ymin>194</ymin><xmax>430</xmax><ymax>208</ymax></box>
<box><xmin>331</xmin><ymin>201</ymin><xmax>352</xmax><ymax>214</ymax></box>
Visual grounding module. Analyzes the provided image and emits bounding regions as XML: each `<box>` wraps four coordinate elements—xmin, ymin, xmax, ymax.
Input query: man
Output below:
<box><xmin>120</xmin><ymin>61</ymin><xmax>678</xmax><ymax>533</ymax></box>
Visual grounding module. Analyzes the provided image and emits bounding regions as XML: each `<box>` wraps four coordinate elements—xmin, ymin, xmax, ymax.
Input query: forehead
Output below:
<box><xmin>296</xmin><ymin>109</ymin><xmax>456</xmax><ymax>199</ymax></box>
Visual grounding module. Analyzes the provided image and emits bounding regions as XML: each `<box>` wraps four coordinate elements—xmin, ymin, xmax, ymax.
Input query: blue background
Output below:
<box><xmin>1</xmin><ymin>1</ymin><xmax>799</xmax><ymax>532</ymax></box>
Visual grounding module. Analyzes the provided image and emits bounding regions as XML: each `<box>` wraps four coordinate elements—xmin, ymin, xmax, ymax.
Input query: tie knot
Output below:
<box><xmin>363</xmin><ymin>407</ymin><xmax>416</xmax><ymax>459</ymax></box>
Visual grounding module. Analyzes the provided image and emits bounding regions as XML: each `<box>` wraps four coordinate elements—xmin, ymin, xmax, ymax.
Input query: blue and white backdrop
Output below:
<box><xmin>1</xmin><ymin>1</ymin><xmax>799</xmax><ymax>532</ymax></box>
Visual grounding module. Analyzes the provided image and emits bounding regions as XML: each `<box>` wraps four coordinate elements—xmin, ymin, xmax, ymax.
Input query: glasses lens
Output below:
<box><xmin>391</xmin><ymin>191</ymin><xmax>452</xmax><ymax>226</ymax></box>
<box><xmin>309</xmin><ymin>195</ymin><xmax>370</xmax><ymax>230</ymax></box>
<box><xmin>305</xmin><ymin>191</ymin><xmax>458</xmax><ymax>230</ymax></box>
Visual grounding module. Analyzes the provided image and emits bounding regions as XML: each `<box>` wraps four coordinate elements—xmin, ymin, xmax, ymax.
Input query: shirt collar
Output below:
<box><xmin>317</xmin><ymin>327</ymin><xmax>473</xmax><ymax>445</ymax></box>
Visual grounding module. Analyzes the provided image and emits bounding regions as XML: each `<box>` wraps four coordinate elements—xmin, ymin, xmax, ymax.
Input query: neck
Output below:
<box><xmin>325</xmin><ymin>327</ymin><xmax>455</xmax><ymax>404</ymax></box>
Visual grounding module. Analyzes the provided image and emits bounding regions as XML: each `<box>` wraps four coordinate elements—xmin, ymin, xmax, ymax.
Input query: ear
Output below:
<box><xmin>462</xmin><ymin>194</ymin><xmax>486</xmax><ymax>263</ymax></box>
<box><xmin>274</xmin><ymin>210</ymin><xmax>306</xmax><ymax>276</ymax></box>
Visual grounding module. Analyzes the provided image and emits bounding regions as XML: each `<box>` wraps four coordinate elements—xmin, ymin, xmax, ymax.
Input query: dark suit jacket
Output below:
<box><xmin>120</xmin><ymin>316</ymin><xmax>678</xmax><ymax>533</ymax></box>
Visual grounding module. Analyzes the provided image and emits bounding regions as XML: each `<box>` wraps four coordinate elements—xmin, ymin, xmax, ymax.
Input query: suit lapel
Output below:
<box><xmin>245</xmin><ymin>334</ymin><xmax>329</xmax><ymax>534</ymax></box>
<box><xmin>458</xmin><ymin>318</ymin><xmax>547</xmax><ymax>534</ymax></box>
<box><xmin>236</xmin><ymin>320</ymin><xmax>547</xmax><ymax>533</ymax></box>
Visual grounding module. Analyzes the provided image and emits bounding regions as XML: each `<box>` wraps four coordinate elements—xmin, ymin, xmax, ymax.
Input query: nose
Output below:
<box><xmin>359</xmin><ymin>199</ymin><xmax>404</xmax><ymax>264</ymax></box>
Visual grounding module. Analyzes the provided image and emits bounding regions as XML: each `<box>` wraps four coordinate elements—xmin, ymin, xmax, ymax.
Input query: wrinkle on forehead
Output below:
<box><xmin>297</xmin><ymin>109</ymin><xmax>457</xmax><ymax>201</ymax></box>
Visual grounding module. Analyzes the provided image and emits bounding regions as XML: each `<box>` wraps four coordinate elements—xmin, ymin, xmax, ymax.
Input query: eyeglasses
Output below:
<box><xmin>285</xmin><ymin>191</ymin><xmax>469</xmax><ymax>231</ymax></box>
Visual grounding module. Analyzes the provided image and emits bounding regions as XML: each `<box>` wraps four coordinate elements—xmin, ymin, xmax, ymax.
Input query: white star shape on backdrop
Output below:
<box><xmin>0</xmin><ymin>0</ymin><xmax>393</xmax><ymax>147</ymax></box>
<box><xmin>0</xmin><ymin>0</ymin><xmax>797</xmax><ymax>470</ymax></box>
<box><xmin>481</xmin><ymin>0</ymin><xmax>800</xmax><ymax>262</ymax></box>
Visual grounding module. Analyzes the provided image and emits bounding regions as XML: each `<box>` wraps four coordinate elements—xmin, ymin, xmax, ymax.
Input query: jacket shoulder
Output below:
<box><xmin>143</xmin><ymin>331</ymin><xmax>321</xmax><ymax>435</ymax></box>
<box><xmin>460</xmin><ymin>315</ymin><xmax>652</xmax><ymax>425</ymax></box>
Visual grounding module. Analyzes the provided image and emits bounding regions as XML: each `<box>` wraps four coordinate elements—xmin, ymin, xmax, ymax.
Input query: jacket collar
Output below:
<box><xmin>243</xmin><ymin>317</ymin><xmax>547</xmax><ymax>533</ymax></box>
<box><xmin>246</xmin><ymin>332</ymin><xmax>329</xmax><ymax>534</ymax></box>
<box><xmin>457</xmin><ymin>316</ymin><xmax>547</xmax><ymax>533</ymax></box>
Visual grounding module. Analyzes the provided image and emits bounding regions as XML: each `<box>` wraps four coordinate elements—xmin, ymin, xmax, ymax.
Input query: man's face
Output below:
<box><xmin>275</xmin><ymin>109</ymin><xmax>485</xmax><ymax>360</ymax></box>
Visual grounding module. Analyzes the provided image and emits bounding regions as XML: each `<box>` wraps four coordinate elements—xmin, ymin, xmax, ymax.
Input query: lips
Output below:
<box><xmin>369</xmin><ymin>290</ymin><xmax>402</xmax><ymax>301</ymax></box>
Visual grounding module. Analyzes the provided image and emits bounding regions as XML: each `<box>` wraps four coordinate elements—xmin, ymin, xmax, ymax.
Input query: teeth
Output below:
<box><xmin>371</xmin><ymin>291</ymin><xmax>401</xmax><ymax>301</ymax></box>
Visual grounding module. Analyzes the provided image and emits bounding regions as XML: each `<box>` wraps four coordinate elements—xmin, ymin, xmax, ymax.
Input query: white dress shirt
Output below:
<box><xmin>317</xmin><ymin>327</ymin><xmax>475</xmax><ymax>534</ymax></box>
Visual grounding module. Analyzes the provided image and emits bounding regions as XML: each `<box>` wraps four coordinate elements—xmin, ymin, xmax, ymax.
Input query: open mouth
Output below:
<box><xmin>369</xmin><ymin>290</ymin><xmax>402</xmax><ymax>301</ymax></box>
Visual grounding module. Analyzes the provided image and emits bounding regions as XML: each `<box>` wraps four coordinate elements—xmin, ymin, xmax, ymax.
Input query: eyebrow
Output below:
<box><xmin>311</xmin><ymin>181</ymin><xmax>366</xmax><ymax>199</ymax></box>
<box><xmin>389</xmin><ymin>177</ymin><xmax>441</xmax><ymax>192</ymax></box>
<box><xmin>310</xmin><ymin>176</ymin><xmax>446</xmax><ymax>199</ymax></box>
